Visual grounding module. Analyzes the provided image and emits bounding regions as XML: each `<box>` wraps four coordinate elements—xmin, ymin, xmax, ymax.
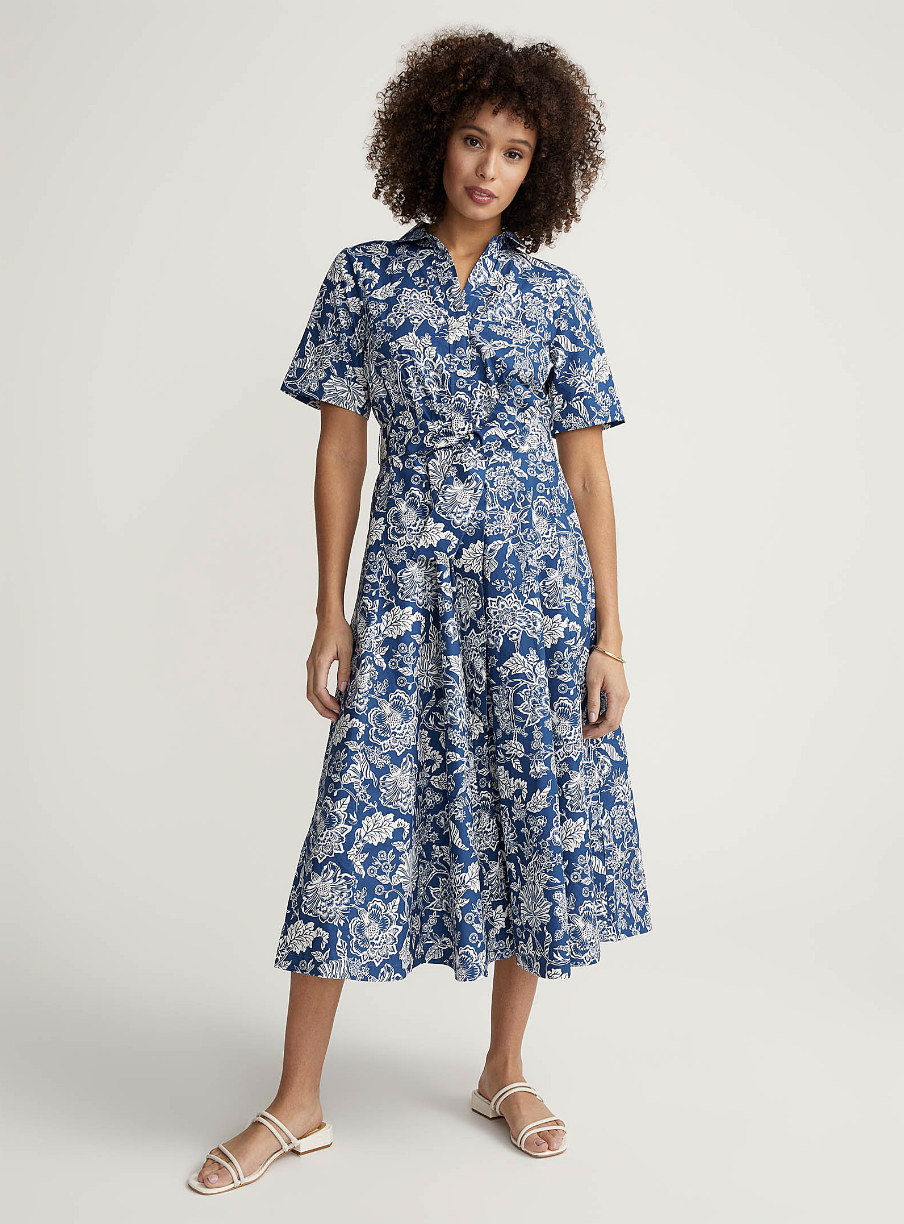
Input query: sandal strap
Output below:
<box><xmin>210</xmin><ymin>1141</ymin><xmax>244</xmax><ymax>1184</ymax></box>
<box><xmin>516</xmin><ymin>1117</ymin><xmax>567</xmax><ymax>1149</ymax></box>
<box><xmin>253</xmin><ymin>1114</ymin><xmax>292</xmax><ymax>1151</ymax></box>
<box><xmin>516</xmin><ymin>1121</ymin><xmax>565</xmax><ymax>1145</ymax></box>
<box><xmin>490</xmin><ymin>1081</ymin><xmax>540</xmax><ymax>1113</ymax></box>
<box><xmin>256</xmin><ymin>1109</ymin><xmax>301</xmax><ymax>1147</ymax></box>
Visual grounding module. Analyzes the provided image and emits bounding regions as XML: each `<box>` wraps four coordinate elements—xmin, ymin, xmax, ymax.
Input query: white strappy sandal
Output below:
<box><xmin>470</xmin><ymin>1080</ymin><xmax>568</xmax><ymax>1157</ymax></box>
<box><xmin>187</xmin><ymin>1109</ymin><xmax>333</xmax><ymax>1194</ymax></box>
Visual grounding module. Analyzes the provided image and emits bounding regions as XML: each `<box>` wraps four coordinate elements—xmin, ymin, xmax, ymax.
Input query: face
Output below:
<box><xmin>440</xmin><ymin>100</ymin><xmax>536</xmax><ymax>224</ymax></box>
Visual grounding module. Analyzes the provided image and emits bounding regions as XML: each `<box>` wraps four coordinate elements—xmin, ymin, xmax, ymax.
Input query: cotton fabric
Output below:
<box><xmin>274</xmin><ymin>223</ymin><xmax>652</xmax><ymax>981</ymax></box>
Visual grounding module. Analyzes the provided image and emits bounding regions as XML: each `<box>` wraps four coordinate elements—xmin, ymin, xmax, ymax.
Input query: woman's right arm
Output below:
<box><xmin>306</xmin><ymin>402</ymin><xmax>368</xmax><ymax>722</ymax></box>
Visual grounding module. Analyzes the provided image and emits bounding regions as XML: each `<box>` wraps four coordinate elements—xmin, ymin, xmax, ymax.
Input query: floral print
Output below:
<box><xmin>274</xmin><ymin>223</ymin><xmax>652</xmax><ymax>981</ymax></box>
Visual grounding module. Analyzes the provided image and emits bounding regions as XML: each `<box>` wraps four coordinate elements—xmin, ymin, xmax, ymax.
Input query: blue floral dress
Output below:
<box><xmin>274</xmin><ymin>223</ymin><xmax>652</xmax><ymax>982</ymax></box>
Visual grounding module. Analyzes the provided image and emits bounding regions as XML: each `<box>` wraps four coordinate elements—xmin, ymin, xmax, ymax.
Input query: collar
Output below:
<box><xmin>396</xmin><ymin>222</ymin><xmax>528</xmax><ymax>251</ymax></box>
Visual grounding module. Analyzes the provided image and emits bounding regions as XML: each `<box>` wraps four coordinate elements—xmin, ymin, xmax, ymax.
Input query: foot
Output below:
<box><xmin>196</xmin><ymin>1100</ymin><xmax>324</xmax><ymax>1189</ymax></box>
<box><xmin>477</xmin><ymin>1064</ymin><xmax>566</xmax><ymax>1153</ymax></box>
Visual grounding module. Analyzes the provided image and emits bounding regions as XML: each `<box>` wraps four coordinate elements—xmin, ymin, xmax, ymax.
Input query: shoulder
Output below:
<box><xmin>317</xmin><ymin>241</ymin><xmax>391</xmax><ymax>274</ymax></box>
<box><xmin>315</xmin><ymin>242</ymin><xmax>389</xmax><ymax>299</ymax></box>
<box><xmin>537</xmin><ymin>255</ymin><xmax>586</xmax><ymax>289</ymax></box>
<box><xmin>513</xmin><ymin>248</ymin><xmax>585</xmax><ymax>294</ymax></box>
<box><xmin>340</xmin><ymin>237</ymin><xmax>409</xmax><ymax>262</ymax></box>
<box><xmin>325</xmin><ymin>238</ymin><xmax>413</xmax><ymax>285</ymax></box>
<box><xmin>519</xmin><ymin>248</ymin><xmax>570</xmax><ymax>275</ymax></box>
<box><xmin>511</xmin><ymin>251</ymin><xmax>590</xmax><ymax>326</ymax></box>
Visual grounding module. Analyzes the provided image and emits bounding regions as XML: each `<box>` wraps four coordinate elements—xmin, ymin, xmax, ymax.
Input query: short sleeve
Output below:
<box><xmin>280</xmin><ymin>247</ymin><xmax>371</xmax><ymax>418</ymax></box>
<box><xmin>545</xmin><ymin>272</ymin><xmax>625</xmax><ymax>435</ymax></box>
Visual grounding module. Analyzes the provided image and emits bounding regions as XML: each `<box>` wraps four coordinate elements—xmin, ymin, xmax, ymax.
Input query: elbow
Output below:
<box><xmin>316</xmin><ymin>438</ymin><xmax>368</xmax><ymax>482</ymax></box>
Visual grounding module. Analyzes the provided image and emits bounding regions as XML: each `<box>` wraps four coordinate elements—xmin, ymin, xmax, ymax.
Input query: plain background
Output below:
<box><xmin>3</xmin><ymin>1</ymin><xmax>901</xmax><ymax>1219</ymax></box>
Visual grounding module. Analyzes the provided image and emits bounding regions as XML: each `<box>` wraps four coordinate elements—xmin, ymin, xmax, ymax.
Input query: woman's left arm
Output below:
<box><xmin>555</xmin><ymin>425</ymin><xmax>630</xmax><ymax>739</ymax></box>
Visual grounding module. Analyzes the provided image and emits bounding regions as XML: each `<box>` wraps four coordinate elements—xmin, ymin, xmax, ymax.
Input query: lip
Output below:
<box><xmin>466</xmin><ymin>186</ymin><xmax>496</xmax><ymax>203</ymax></box>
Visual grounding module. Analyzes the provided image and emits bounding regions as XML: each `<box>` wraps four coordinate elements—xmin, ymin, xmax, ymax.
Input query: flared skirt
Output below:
<box><xmin>274</xmin><ymin>442</ymin><xmax>652</xmax><ymax>981</ymax></box>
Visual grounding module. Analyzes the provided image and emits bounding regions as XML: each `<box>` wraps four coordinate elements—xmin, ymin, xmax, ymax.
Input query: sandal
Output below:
<box><xmin>470</xmin><ymin>1080</ymin><xmax>568</xmax><ymax>1158</ymax></box>
<box><xmin>187</xmin><ymin>1109</ymin><xmax>333</xmax><ymax>1194</ymax></box>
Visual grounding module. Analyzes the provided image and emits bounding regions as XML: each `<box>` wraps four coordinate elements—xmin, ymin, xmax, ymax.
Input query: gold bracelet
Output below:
<box><xmin>594</xmin><ymin>646</ymin><xmax>627</xmax><ymax>663</ymax></box>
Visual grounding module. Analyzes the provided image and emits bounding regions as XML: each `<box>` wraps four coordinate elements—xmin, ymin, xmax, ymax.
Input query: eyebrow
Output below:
<box><xmin>458</xmin><ymin>123</ymin><xmax>535</xmax><ymax>149</ymax></box>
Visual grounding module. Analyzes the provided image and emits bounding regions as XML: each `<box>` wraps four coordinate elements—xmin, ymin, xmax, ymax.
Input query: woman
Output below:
<box><xmin>189</xmin><ymin>28</ymin><xmax>652</xmax><ymax>1193</ymax></box>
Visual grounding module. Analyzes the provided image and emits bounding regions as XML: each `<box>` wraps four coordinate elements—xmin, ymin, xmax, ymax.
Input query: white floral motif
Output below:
<box><xmin>275</xmin><ymin>224</ymin><xmax>652</xmax><ymax>982</ymax></box>
<box><xmin>368</xmin><ymin>690</ymin><xmax>417</xmax><ymax>748</ymax></box>
<box><xmin>300</xmin><ymin>862</ymin><xmax>356</xmax><ymax>922</ymax></box>
<box><xmin>284</xmin><ymin>919</ymin><xmax>322</xmax><ymax>954</ymax></box>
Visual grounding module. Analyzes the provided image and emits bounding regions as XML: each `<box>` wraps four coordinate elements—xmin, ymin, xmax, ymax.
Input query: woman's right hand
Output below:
<box><xmin>307</xmin><ymin>613</ymin><xmax>354</xmax><ymax>721</ymax></box>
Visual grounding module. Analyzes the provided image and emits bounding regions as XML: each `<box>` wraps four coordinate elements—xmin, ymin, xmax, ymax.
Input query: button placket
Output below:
<box><xmin>422</xmin><ymin>231</ymin><xmax>507</xmax><ymax>430</ymax></box>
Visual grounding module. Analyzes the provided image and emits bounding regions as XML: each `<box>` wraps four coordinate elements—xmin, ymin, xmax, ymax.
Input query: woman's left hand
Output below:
<box><xmin>583</xmin><ymin>648</ymin><xmax>630</xmax><ymax>739</ymax></box>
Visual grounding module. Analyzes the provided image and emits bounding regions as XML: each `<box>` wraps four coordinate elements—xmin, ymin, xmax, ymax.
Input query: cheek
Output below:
<box><xmin>443</xmin><ymin>145</ymin><xmax>468</xmax><ymax>186</ymax></box>
<box><xmin>500</xmin><ymin>165</ymin><xmax>529</xmax><ymax>202</ymax></box>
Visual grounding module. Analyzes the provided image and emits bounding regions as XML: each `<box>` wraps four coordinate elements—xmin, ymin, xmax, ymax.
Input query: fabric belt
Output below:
<box><xmin>374</xmin><ymin>407</ymin><xmax>554</xmax><ymax>560</ymax></box>
<box><xmin>378</xmin><ymin>406</ymin><xmax>553</xmax><ymax>466</ymax></box>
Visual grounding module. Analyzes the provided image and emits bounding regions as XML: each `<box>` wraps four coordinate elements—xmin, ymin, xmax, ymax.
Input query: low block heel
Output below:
<box><xmin>470</xmin><ymin>1089</ymin><xmax>499</xmax><ymax>1118</ymax></box>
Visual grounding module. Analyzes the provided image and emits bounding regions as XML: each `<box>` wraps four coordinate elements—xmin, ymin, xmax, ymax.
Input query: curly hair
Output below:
<box><xmin>365</xmin><ymin>26</ymin><xmax>607</xmax><ymax>253</ymax></box>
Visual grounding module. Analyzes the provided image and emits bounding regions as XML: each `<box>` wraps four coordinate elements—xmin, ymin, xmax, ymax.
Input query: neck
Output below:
<box><xmin>426</xmin><ymin>211</ymin><xmax>504</xmax><ymax>255</ymax></box>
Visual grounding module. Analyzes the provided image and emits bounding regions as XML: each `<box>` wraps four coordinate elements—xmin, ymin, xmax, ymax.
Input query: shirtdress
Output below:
<box><xmin>273</xmin><ymin>222</ymin><xmax>652</xmax><ymax>982</ymax></box>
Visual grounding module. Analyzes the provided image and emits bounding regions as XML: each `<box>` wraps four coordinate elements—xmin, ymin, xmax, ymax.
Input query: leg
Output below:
<box><xmin>198</xmin><ymin>973</ymin><xmax>344</xmax><ymax>1187</ymax></box>
<box><xmin>476</xmin><ymin>956</ymin><xmax>566</xmax><ymax>1153</ymax></box>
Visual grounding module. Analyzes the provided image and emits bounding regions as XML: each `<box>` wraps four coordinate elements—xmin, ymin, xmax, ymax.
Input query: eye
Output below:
<box><xmin>464</xmin><ymin>136</ymin><xmax>482</xmax><ymax>148</ymax></box>
<box><xmin>505</xmin><ymin>150</ymin><xmax>524</xmax><ymax>160</ymax></box>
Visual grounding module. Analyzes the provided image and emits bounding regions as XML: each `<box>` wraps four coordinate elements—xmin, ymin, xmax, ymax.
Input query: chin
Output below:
<box><xmin>460</xmin><ymin>196</ymin><xmax>503</xmax><ymax>220</ymax></box>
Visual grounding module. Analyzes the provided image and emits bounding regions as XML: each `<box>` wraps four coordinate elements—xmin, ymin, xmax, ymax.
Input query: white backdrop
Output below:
<box><xmin>3</xmin><ymin>1</ymin><xmax>900</xmax><ymax>1219</ymax></box>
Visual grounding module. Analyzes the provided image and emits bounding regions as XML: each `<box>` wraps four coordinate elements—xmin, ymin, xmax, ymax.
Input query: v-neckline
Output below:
<box><xmin>423</xmin><ymin>228</ymin><xmax>503</xmax><ymax>302</ymax></box>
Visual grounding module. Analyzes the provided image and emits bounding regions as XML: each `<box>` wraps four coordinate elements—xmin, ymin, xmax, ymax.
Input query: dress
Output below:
<box><xmin>273</xmin><ymin>223</ymin><xmax>652</xmax><ymax>982</ymax></box>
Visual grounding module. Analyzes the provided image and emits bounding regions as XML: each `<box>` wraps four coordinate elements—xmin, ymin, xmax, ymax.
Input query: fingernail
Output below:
<box><xmin>339</xmin><ymin>681</ymin><xmax>346</xmax><ymax>691</ymax></box>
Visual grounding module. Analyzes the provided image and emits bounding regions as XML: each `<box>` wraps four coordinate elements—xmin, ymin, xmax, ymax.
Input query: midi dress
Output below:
<box><xmin>273</xmin><ymin>223</ymin><xmax>652</xmax><ymax>982</ymax></box>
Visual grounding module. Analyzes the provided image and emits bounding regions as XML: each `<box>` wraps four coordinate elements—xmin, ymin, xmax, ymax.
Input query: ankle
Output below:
<box><xmin>482</xmin><ymin>1052</ymin><xmax>524</xmax><ymax>1083</ymax></box>
<box><xmin>265</xmin><ymin>1092</ymin><xmax>322</xmax><ymax>1122</ymax></box>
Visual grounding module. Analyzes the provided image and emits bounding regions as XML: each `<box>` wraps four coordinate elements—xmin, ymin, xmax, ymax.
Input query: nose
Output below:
<box><xmin>476</xmin><ymin>154</ymin><xmax>499</xmax><ymax>182</ymax></box>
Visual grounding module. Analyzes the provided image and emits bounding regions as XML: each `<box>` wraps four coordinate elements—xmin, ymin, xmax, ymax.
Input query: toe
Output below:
<box><xmin>201</xmin><ymin>1152</ymin><xmax>232</xmax><ymax>1187</ymax></box>
<box><xmin>528</xmin><ymin>1133</ymin><xmax>548</xmax><ymax>1151</ymax></box>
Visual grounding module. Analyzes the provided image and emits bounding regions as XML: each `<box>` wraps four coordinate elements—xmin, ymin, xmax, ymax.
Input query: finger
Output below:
<box><xmin>313</xmin><ymin>682</ymin><xmax>341</xmax><ymax>717</ymax></box>
<box><xmin>336</xmin><ymin>647</ymin><xmax>352</xmax><ymax>695</ymax></box>
<box><xmin>583</xmin><ymin>687</ymin><xmax>608</xmax><ymax>736</ymax></box>
<box><xmin>310</xmin><ymin>694</ymin><xmax>339</xmax><ymax>721</ymax></box>
<box><xmin>306</xmin><ymin>666</ymin><xmax>341</xmax><ymax>719</ymax></box>
<box><xmin>586</xmin><ymin>680</ymin><xmax>604</xmax><ymax>726</ymax></box>
<box><xmin>308</xmin><ymin>682</ymin><xmax>340</xmax><ymax>720</ymax></box>
<box><xmin>585</xmin><ymin>694</ymin><xmax>628</xmax><ymax>738</ymax></box>
<box><xmin>313</xmin><ymin>655</ymin><xmax>342</xmax><ymax>714</ymax></box>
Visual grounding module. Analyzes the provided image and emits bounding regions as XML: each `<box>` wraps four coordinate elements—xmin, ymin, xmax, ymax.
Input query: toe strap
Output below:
<box><xmin>515</xmin><ymin>1117</ymin><xmax>567</xmax><ymax>1149</ymax></box>
<box><xmin>206</xmin><ymin>1141</ymin><xmax>244</xmax><ymax>1185</ymax></box>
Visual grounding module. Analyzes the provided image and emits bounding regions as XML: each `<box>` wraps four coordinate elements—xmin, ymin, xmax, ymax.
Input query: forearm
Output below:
<box><xmin>312</xmin><ymin>445</ymin><xmax>366</xmax><ymax>620</ymax></box>
<box><xmin>569</xmin><ymin>472</ymin><xmax>623</xmax><ymax>649</ymax></box>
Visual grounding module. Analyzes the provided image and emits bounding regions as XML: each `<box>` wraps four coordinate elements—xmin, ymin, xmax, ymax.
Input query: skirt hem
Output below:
<box><xmin>273</xmin><ymin>921</ymin><xmax>652</xmax><ymax>984</ymax></box>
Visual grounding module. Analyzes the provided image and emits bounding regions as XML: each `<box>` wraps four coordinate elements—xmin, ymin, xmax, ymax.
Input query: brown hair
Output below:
<box><xmin>366</xmin><ymin>26</ymin><xmax>608</xmax><ymax>252</ymax></box>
